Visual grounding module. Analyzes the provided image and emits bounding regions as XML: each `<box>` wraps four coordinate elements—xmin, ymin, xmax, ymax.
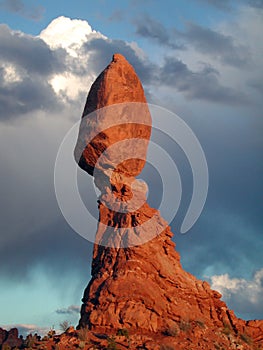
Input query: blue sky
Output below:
<box><xmin>0</xmin><ymin>0</ymin><xmax>262</xmax><ymax>336</ymax></box>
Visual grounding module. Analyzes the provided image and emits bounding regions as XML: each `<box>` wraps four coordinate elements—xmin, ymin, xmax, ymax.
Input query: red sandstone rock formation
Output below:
<box><xmin>74</xmin><ymin>54</ymin><xmax>263</xmax><ymax>349</ymax></box>
<box><xmin>0</xmin><ymin>327</ymin><xmax>22</xmax><ymax>349</ymax></box>
<box><xmin>74</xmin><ymin>53</ymin><xmax>151</xmax><ymax>180</ymax></box>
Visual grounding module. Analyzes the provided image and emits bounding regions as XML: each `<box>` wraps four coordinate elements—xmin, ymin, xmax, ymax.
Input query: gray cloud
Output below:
<box><xmin>195</xmin><ymin>0</ymin><xmax>232</xmax><ymax>10</ymax></box>
<box><xmin>56</xmin><ymin>305</ymin><xmax>80</xmax><ymax>315</ymax></box>
<box><xmin>82</xmin><ymin>36</ymin><xmax>244</xmax><ymax>105</ymax></box>
<box><xmin>0</xmin><ymin>24</ymin><xmax>66</xmax><ymax>76</ymax></box>
<box><xmin>82</xmin><ymin>37</ymin><xmax>157</xmax><ymax>85</ymax></box>
<box><xmin>159</xmin><ymin>89</ymin><xmax>263</xmax><ymax>319</ymax></box>
<box><xmin>177</xmin><ymin>22</ymin><xmax>251</xmax><ymax>67</ymax></box>
<box><xmin>0</xmin><ymin>0</ymin><xmax>44</xmax><ymax>20</ymax></box>
<box><xmin>135</xmin><ymin>15</ymin><xmax>182</xmax><ymax>49</ymax></box>
<box><xmin>0</xmin><ymin>217</ymin><xmax>92</xmax><ymax>280</ymax></box>
<box><xmin>134</xmin><ymin>16</ymin><xmax>250</xmax><ymax>67</ymax></box>
<box><xmin>0</xmin><ymin>24</ymin><xmax>67</xmax><ymax>119</ymax></box>
<box><xmin>249</xmin><ymin>76</ymin><xmax>263</xmax><ymax>97</ymax></box>
<box><xmin>0</xmin><ymin>77</ymin><xmax>61</xmax><ymax>119</ymax></box>
<box><xmin>0</xmin><ymin>18</ymin><xmax>249</xmax><ymax>121</ymax></box>
<box><xmin>196</xmin><ymin>0</ymin><xmax>263</xmax><ymax>10</ymax></box>
<box><xmin>160</xmin><ymin>57</ymin><xmax>247</xmax><ymax>104</ymax></box>
<box><xmin>248</xmin><ymin>0</ymin><xmax>263</xmax><ymax>8</ymax></box>
<box><xmin>209</xmin><ymin>269</ymin><xmax>263</xmax><ymax>319</ymax></box>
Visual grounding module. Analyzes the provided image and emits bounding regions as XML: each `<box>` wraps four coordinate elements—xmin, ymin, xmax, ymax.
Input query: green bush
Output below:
<box><xmin>196</xmin><ymin>320</ymin><xmax>205</xmax><ymax>328</ymax></box>
<box><xmin>116</xmin><ymin>328</ymin><xmax>129</xmax><ymax>338</ymax></box>
<box><xmin>163</xmin><ymin>325</ymin><xmax>179</xmax><ymax>337</ymax></box>
<box><xmin>179</xmin><ymin>319</ymin><xmax>191</xmax><ymax>332</ymax></box>
<box><xmin>222</xmin><ymin>322</ymin><xmax>231</xmax><ymax>336</ymax></box>
<box><xmin>107</xmin><ymin>336</ymin><xmax>118</xmax><ymax>350</ymax></box>
<box><xmin>240</xmin><ymin>333</ymin><xmax>252</xmax><ymax>345</ymax></box>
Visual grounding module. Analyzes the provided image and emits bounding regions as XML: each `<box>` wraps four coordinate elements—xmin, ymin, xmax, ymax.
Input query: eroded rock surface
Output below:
<box><xmin>74</xmin><ymin>54</ymin><xmax>263</xmax><ymax>349</ymax></box>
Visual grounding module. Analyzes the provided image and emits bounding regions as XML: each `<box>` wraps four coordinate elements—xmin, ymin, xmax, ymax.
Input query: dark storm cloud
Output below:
<box><xmin>249</xmin><ymin>77</ymin><xmax>263</xmax><ymax>96</ymax></box>
<box><xmin>82</xmin><ymin>37</ymin><xmax>157</xmax><ymax>84</ymax></box>
<box><xmin>0</xmin><ymin>76</ymin><xmax>61</xmax><ymax>119</ymax></box>
<box><xmin>134</xmin><ymin>16</ymin><xmax>250</xmax><ymax>67</ymax></box>
<box><xmin>0</xmin><ymin>24</ymin><xmax>67</xmax><ymax>119</ymax></box>
<box><xmin>0</xmin><ymin>0</ymin><xmax>44</xmax><ymax>20</ymax></box>
<box><xmin>177</xmin><ymin>22</ymin><xmax>251</xmax><ymax>67</ymax></box>
<box><xmin>160</xmin><ymin>57</ymin><xmax>247</xmax><ymax>104</ymax></box>
<box><xmin>0</xmin><ymin>216</ymin><xmax>93</xmax><ymax>285</ymax></box>
<box><xmin>135</xmin><ymin>16</ymin><xmax>182</xmax><ymax>49</ymax></box>
<box><xmin>0</xmin><ymin>24</ymin><xmax>66</xmax><ymax>76</ymax></box>
<box><xmin>173</xmin><ymin>106</ymin><xmax>263</xmax><ymax>293</ymax></box>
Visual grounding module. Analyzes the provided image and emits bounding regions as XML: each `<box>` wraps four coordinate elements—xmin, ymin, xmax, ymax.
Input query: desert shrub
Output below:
<box><xmin>179</xmin><ymin>319</ymin><xmax>191</xmax><ymax>332</ymax></box>
<box><xmin>78</xmin><ymin>340</ymin><xmax>85</xmax><ymax>349</ymax></box>
<box><xmin>240</xmin><ymin>333</ymin><xmax>252</xmax><ymax>344</ymax></box>
<box><xmin>78</xmin><ymin>327</ymin><xmax>89</xmax><ymax>341</ymax></box>
<box><xmin>196</xmin><ymin>319</ymin><xmax>205</xmax><ymax>328</ymax></box>
<box><xmin>59</xmin><ymin>320</ymin><xmax>70</xmax><ymax>332</ymax></box>
<box><xmin>107</xmin><ymin>336</ymin><xmax>118</xmax><ymax>350</ymax></box>
<box><xmin>163</xmin><ymin>325</ymin><xmax>179</xmax><ymax>337</ymax></box>
<box><xmin>116</xmin><ymin>328</ymin><xmax>129</xmax><ymax>338</ymax></box>
<box><xmin>222</xmin><ymin>322</ymin><xmax>231</xmax><ymax>336</ymax></box>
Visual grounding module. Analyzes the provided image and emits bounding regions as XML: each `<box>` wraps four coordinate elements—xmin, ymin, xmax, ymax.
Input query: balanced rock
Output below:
<box><xmin>75</xmin><ymin>54</ymin><xmax>263</xmax><ymax>349</ymax></box>
<box><xmin>74</xmin><ymin>53</ymin><xmax>151</xmax><ymax>182</ymax></box>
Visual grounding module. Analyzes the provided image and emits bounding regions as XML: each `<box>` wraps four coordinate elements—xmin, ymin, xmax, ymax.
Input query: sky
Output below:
<box><xmin>0</xmin><ymin>0</ymin><xmax>263</xmax><ymax>336</ymax></box>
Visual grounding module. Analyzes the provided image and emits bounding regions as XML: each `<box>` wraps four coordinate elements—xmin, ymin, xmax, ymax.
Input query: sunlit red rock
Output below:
<box><xmin>74</xmin><ymin>53</ymin><xmax>151</xmax><ymax>180</ymax></box>
<box><xmin>74</xmin><ymin>54</ymin><xmax>263</xmax><ymax>349</ymax></box>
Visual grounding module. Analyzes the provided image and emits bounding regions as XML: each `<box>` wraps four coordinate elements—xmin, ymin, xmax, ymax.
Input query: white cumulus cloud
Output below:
<box><xmin>39</xmin><ymin>16</ymin><xmax>105</xmax><ymax>101</ymax></box>
<box><xmin>209</xmin><ymin>268</ymin><xmax>263</xmax><ymax>317</ymax></box>
<box><xmin>39</xmin><ymin>16</ymin><xmax>105</xmax><ymax>55</ymax></box>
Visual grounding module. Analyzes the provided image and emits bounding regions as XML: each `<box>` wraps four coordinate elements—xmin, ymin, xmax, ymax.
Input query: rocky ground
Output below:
<box><xmin>1</xmin><ymin>323</ymin><xmax>263</xmax><ymax>350</ymax></box>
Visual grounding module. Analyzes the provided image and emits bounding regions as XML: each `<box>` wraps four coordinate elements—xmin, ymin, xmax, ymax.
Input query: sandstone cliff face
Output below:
<box><xmin>75</xmin><ymin>54</ymin><xmax>263</xmax><ymax>349</ymax></box>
